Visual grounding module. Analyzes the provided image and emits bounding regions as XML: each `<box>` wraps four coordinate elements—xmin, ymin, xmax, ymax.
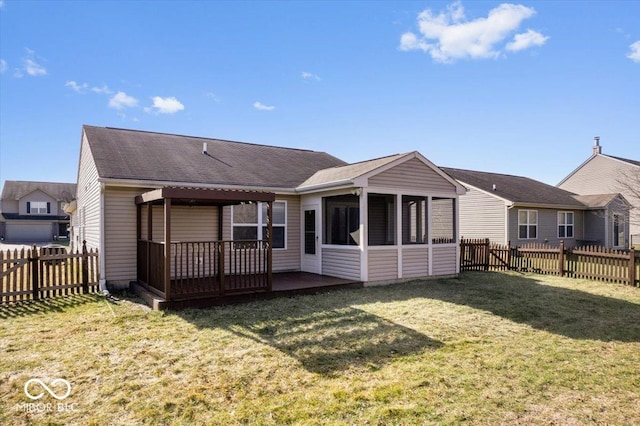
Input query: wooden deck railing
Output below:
<box><xmin>137</xmin><ymin>240</ymin><xmax>270</xmax><ymax>300</ymax></box>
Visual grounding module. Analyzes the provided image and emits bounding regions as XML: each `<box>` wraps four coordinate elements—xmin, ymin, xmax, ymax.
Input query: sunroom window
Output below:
<box><xmin>402</xmin><ymin>196</ymin><xmax>427</xmax><ymax>244</ymax></box>
<box><xmin>368</xmin><ymin>193</ymin><xmax>396</xmax><ymax>246</ymax></box>
<box><xmin>431</xmin><ymin>197</ymin><xmax>455</xmax><ymax>243</ymax></box>
<box><xmin>324</xmin><ymin>195</ymin><xmax>359</xmax><ymax>245</ymax></box>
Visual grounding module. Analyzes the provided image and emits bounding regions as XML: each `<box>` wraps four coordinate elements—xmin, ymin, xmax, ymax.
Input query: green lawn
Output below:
<box><xmin>2</xmin><ymin>271</ymin><xmax>639</xmax><ymax>425</ymax></box>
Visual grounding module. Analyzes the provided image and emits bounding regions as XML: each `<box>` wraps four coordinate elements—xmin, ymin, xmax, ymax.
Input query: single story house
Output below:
<box><xmin>0</xmin><ymin>181</ymin><xmax>76</xmax><ymax>243</ymax></box>
<box><xmin>558</xmin><ymin>138</ymin><xmax>639</xmax><ymax>248</ymax></box>
<box><xmin>71</xmin><ymin>125</ymin><xmax>465</xmax><ymax>305</ymax></box>
<box><xmin>442</xmin><ymin>167</ymin><xmax>630</xmax><ymax>249</ymax></box>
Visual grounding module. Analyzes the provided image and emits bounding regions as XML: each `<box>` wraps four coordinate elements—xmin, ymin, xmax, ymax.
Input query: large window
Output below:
<box><xmin>432</xmin><ymin>197</ymin><xmax>455</xmax><ymax>243</ymax></box>
<box><xmin>324</xmin><ymin>195</ymin><xmax>359</xmax><ymax>245</ymax></box>
<box><xmin>232</xmin><ymin>201</ymin><xmax>286</xmax><ymax>249</ymax></box>
<box><xmin>518</xmin><ymin>210</ymin><xmax>538</xmax><ymax>239</ymax></box>
<box><xmin>27</xmin><ymin>201</ymin><xmax>49</xmax><ymax>214</ymax></box>
<box><xmin>368</xmin><ymin>193</ymin><xmax>396</xmax><ymax>246</ymax></box>
<box><xmin>402</xmin><ymin>196</ymin><xmax>427</xmax><ymax>244</ymax></box>
<box><xmin>558</xmin><ymin>211</ymin><xmax>574</xmax><ymax>238</ymax></box>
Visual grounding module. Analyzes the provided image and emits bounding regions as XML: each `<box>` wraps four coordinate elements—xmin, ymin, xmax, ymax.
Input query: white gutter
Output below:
<box><xmin>98</xmin><ymin>177</ymin><xmax>298</xmax><ymax>195</ymax></box>
<box><xmin>295</xmin><ymin>180</ymin><xmax>355</xmax><ymax>194</ymax></box>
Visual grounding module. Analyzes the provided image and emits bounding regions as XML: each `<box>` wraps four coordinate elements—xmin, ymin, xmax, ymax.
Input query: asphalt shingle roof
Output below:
<box><xmin>84</xmin><ymin>125</ymin><xmax>347</xmax><ymax>188</ymax></box>
<box><xmin>1</xmin><ymin>181</ymin><xmax>76</xmax><ymax>202</ymax></box>
<box><xmin>441</xmin><ymin>167</ymin><xmax>585</xmax><ymax>207</ymax></box>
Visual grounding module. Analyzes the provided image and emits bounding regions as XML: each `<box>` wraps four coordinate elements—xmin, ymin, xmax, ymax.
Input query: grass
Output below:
<box><xmin>1</xmin><ymin>271</ymin><xmax>640</xmax><ymax>425</ymax></box>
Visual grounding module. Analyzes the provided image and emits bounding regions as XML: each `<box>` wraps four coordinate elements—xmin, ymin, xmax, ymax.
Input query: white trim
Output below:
<box><xmin>99</xmin><ymin>177</ymin><xmax>297</xmax><ymax>195</ymax></box>
<box><xmin>301</xmin><ymin>203</ymin><xmax>321</xmax><ymax>274</ymax></box>
<box><xmin>427</xmin><ymin>196</ymin><xmax>433</xmax><ymax>276</ymax></box>
<box><xmin>99</xmin><ymin>183</ymin><xmax>106</xmax><ymax>289</ymax></box>
<box><xmin>360</xmin><ymin>188</ymin><xmax>368</xmax><ymax>282</ymax></box>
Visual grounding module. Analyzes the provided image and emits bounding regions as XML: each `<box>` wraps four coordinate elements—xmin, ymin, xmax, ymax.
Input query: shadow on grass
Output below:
<box><xmin>423</xmin><ymin>271</ymin><xmax>640</xmax><ymax>342</ymax></box>
<box><xmin>180</xmin><ymin>301</ymin><xmax>443</xmax><ymax>376</ymax></box>
<box><xmin>0</xmin><ymin>293</ymin><xmax>103</xmax><ymax>319</ymax></box>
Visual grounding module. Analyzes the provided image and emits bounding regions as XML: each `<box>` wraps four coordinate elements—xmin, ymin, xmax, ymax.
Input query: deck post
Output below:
<box><xmin>164</xmin><ymin>198</ymin><xmax>172</xmax><ymax>301</ymax></box>
<box><xmin>629</xmin><ymin>248</ymin><xmax>636</xmax><ymax>286</ymax></box>
<box><xmin>558</xmin><ymin>240</ymin><xmax>565</xmax><ymax>276</ymax></box>
<box><xmin>147</xmin><ymin>203</ymin><xmax>153</xmax><ymax>287</ymax></box>
<box><xmin>267</xmin><ymin>200</ymin><xmax>273</xmax><ymax>291</ymax></box>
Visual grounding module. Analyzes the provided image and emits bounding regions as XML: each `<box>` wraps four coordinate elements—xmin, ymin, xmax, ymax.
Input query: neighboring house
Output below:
<box><xmin>558</xmin><ymin>138</ymin><xmax>640</xmax><ymax>247</ymax></box>
<box><xmin>0</xmin><ymin>181</ymin><xmax>76</xmax><ymax>243</ymax></box>
<box><xmin>442</xmin><ymin>167</ymin><xmax>630</xmax><ymax>249</ymax></box>
<box><xmin>72</xmin><ymin>125</ymin><xmax>465</xmax><ymax>293</ymax></box>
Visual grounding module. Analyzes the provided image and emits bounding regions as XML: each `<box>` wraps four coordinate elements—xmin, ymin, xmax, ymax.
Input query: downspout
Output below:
<box><xmin>99</xmin><ymin>182</ymin><xmax>108</xmax><ymax>294</ymax></box>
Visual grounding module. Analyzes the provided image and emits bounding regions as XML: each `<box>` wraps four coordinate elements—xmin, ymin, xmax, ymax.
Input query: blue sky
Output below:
<box><xmin>1</xmin><ymin>1</ymin><xmax>638</xmax><ymax>191</ymax></box>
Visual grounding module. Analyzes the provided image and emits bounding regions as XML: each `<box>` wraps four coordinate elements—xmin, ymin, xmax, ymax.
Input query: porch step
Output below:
<box><xmin>131</xmin><ymin>282</ymin><xmax>168</xmax><ymax>310</ymax></box>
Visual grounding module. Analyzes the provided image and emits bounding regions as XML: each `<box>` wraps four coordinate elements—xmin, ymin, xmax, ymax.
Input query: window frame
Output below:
<box><xmin>231</xmin><ymin>200</ymin><xmax>287</xmax><ymax>250</ymax></box>
<box><xmin>518</xmin><ymin>209</ymin><xmax>538</xmax><ymax>240</ymax></box>
<box><xmin>28</xmin><ymin>201</ymin><xmax>49</xmax><ymax>215</ymax></box>
<box><xmin>401</xmin><ymin>195</ymin><xmax>428</xmax><ymax>245</ymax></box>
<box><xmin>557</xmin><ymin>211</ymin><xmax>574</xmax><ymax>239</ymax></box>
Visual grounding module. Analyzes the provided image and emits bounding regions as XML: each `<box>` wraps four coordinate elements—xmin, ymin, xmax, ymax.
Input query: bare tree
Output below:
<box><xmin>616</xmin><ymin>167</ymin><xmax>640</xmax><ymax>227</ymax></box>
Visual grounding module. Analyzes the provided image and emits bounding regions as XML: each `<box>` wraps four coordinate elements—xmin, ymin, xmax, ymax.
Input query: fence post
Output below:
<box><xmin>31</xmin><ymin>244</ymin><xmax>40</xmax><ymax>301</ymax></box>
<box><xmin>219</xmin><ymin>242</ymin><xmax>225</xmax><ymax>296</ymax></box>
<box><xmin>82</xmin><ymin>240</ymin><xmax>89</xmax><ymax>293</ymax></box>
<box><xmin>629</xmin><ymin>248</ymin><xmax>636</xmax><ymax>286</ymax></box>
<box><xmin>483</xmin><ymin>238</ymin><xmax>490</xmax><ymax>271</ymax></box>
<box><xmin>558</xmin><ymin>240</ymin><xmax>565</xmax><ymax>276</ymax></box>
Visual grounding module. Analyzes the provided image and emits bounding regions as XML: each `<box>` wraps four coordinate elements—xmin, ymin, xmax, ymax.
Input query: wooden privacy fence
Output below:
<box><xmin>460</xmin><ymin>238</ymin><xmax>639</xmax><ymax>287</ymax></box>
<box><xmin>0</xmin><ymin>241</ymin><xmax>99</xmax><ymax>303</ymax></box>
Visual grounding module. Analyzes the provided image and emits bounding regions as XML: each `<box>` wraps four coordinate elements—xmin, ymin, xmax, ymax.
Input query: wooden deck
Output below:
<box><xmin>133</xmin><ymin>272</ymin><xmax>362</xmax><ymax>310</ymax></box>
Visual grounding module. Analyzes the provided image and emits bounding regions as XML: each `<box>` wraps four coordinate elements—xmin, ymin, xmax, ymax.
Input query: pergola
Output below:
<box><xmin>135</xmin><ymin>187</ymin><xmax>276</xmax><ymax>301</ymax></box>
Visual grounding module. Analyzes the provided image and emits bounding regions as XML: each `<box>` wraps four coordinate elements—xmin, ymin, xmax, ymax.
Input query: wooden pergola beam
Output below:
<box><xmin>135</xmin><ymin>187</ymin><xmax>276</xmax><ymax>205</ymax></box>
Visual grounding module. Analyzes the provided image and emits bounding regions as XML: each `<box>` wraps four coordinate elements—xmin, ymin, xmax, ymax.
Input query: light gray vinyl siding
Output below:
<box><xmin>141</xmin><ymin>205</ymin><xmax>218</xmax><ymax>242</ymax></box>
<box><xmin>368</xmin><ymin>248</ymin><xmax>398</xmax><ymax>281</ymax></box>
<box><xmin>104</xmin><ymin>187</ymin><xmax>141</xmax><ymax>282</ymax></box>
<box><xmin>75</xmin><ymin>133</ymin><xmax>101</xmax><ymax>251</ymax></box>
<box><xmin>583</xmin><ymin>211</ymin><xmax>605</xmax><ymax>245</ymax></box>
<box><xmin>322</xmin><ymin>247</ymin><xmax>361</xmax><ymax>280</ymax></box>
<box><xmin>369</xmin><ymin>158</ymin><xmax>456</xmax><ymax>192</ymax></box>
<box><xmin>457</xmin><ymin>186</ymin><xmax>506</xmax><ymax>243</ymax></box>
<box><xmin>559</xmin><ymin>155</ymin><xmax>639</xmax><ymax>242</ymax></box>
<box><xmin>431</xmin><ymin>246</ymin><xmax>457</xmax><ymax>275</ymax></box>
<box><xmin>1</xmin><ymin>200</ymin><xmax>18</xmax><ymax>214</ymax></box>
<box><xmin>508</xmin><ymin>208</ymin><xmax>584</xmax><ymax>248</ymax></box>
<box><xmin>402</xmin><ymin>246</ymin><xmax>429</xmax><ymax>278</ymax></box>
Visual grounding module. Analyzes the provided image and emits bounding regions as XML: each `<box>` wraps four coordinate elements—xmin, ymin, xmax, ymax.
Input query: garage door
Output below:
<box><xmin>6</xmin><ymin>223</ymin><xmax>52</xmax><ymax>242</ymax></box>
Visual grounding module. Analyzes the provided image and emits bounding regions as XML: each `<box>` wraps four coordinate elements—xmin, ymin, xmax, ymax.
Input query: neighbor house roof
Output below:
<box><xmin>442</xmin><ymin>167</ymin><xmax>586</xmax><ymax>208</ymax></box>
<box><xmin>572</xmin><ymin>193</ymin><xmax>626</xmax><ymax>209</ymax></box>
<box><xmin>1</xmin><ymin>181</ymin><xmax>77</xmax><ymax>202</ymax></box>
<box><xmin>83</xmin><ymin>125</ymin><xmax>347</xmax><ymax>189</ymax></box>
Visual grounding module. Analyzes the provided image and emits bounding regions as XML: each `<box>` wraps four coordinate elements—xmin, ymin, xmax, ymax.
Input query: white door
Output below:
<box><xmin>301</xmin><ymin>205</ymin><xmax>321</xmax><ymax>274</ymax></box>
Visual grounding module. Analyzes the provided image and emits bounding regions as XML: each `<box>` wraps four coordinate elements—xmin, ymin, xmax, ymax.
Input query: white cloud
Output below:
<box><xmin>0</xmin><ymin>59</ymin><xmax>6</xmax><ymax>73</ymax></box>
<box><xmin>253</xmin><ymin>101</ymin><xmax>275</xmax><ymax>111</ymax></box>
<box><xmin>108</xmin><ymin>91</ymin><xmax>139</xmax><ymax>110</ymax></box>
<box><xmin>400</xmin><ymin>1</ymin><xmax>547</xmax><ymax>62</ymax></box>
<box><xmin>91</xmin><ymin>85</ymin><xmax>112</xmax><ymax>94</ymax></box>
<box><xmin>65</xmin><ymin>80</ymin><xmax>88</xmax><ymax>93</ymax></box>
<box><xmin>506</xmin><ymin>29</ymin><xmax>549</xmax><ymax>52</ymax></box>
<box><xmin>146</xmin><ymin>96</ymin><xmax>185</xmax><ymax>114</ymax></box>
<box><xmin>21</xmin><ymin>49</ymin><xmax>47</xmax><ymax>76</ymax></box>
<box><xmin>301</xmin><ymin>71</ymin><xmax>320</xmax><ymax>81</ymax></box>
<box><xmin>628</xmin><ymin>40</ymin><xmax>640</xmax><ymax>63</ymax></box>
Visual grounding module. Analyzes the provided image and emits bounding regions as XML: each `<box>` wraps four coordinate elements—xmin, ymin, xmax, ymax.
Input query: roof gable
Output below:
<box><xmin>298</xmin><ymin>151</ymin><xmax>465</xmax><ymax>193</ymax></box>
<box><xmin>83</xmin><ymin>125</ymin><xmax>347</xmax><ymax>189</ymax></box>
